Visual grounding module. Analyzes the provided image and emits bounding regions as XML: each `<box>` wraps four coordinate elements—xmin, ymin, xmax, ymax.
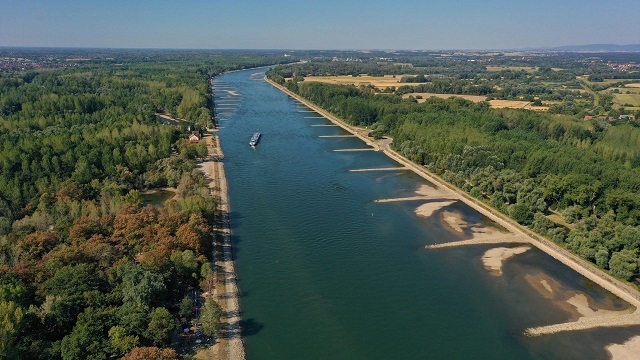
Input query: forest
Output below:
<box><xmin>0</xmin><ymin>49</ymin><xmax>295</xmax><ymax>360</ymax></box>
<box><xmin>267</xmin><ymin>65</ymin><xmax>640</xmax><ymax>286</ymax></box>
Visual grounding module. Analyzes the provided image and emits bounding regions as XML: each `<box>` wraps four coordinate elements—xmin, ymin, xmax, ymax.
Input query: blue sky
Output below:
<box><xmin>1</xmin><ymin>0</ymin><xmax>639</xmax><ymax>49</ymax></box>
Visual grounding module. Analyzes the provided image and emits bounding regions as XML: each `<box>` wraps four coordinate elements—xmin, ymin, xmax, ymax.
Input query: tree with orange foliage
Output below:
<box><xmin>15</xmin><ymin>231</ymin><xmax>60</xmax><ymax>262</ymax></box>
<box><xmin>112</xmin><ymin>204</ymin><xmax>158</xmax><ymax>253</ymax></box>
<box><xmin>67</xmin><ymin>215</ymin><xmax>112</xmax><ymax>245</ymax></box>
<box><xmin>175</xmin><ymin>213</ymin><xmax>211</xmax><ymax>256</ymax></box>
<box><xmin>121</xmin><ymin>346</ymin><xmax>179</xmax><ymax>360</ymax></box>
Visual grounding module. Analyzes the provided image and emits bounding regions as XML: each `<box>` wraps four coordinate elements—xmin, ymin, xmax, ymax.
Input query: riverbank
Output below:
<box><xmin>265</xmin><ymin>77</ymin><xmax>640</xmax><ymax>323</ymax></box>
<box><xmin>198</xmin><ymin>132</ymin><xmax>245</xmax><ymax>360</ymax></box>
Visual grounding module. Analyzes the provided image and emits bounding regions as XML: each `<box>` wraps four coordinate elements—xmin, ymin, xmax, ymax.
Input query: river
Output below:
<box><xmin>214</xmin><ymin>68</ymin><xmax>639</xmax><ymax>359</ymax></box>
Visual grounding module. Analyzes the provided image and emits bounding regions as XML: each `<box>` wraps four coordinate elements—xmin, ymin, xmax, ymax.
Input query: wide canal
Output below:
<box><xmin>214</xmin><ymin>68</ymin><xmax>638</xmax><ymax>359</ymax></box>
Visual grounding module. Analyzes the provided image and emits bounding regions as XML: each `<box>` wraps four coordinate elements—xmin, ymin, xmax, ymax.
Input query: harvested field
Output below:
<box><xmin>489</xmin><ymin>100</ymin><xmax>549</xmax><ymax>111</ymax></box>
<box><xmin>303</xmin><ymin>75</ymin><xmax>415</xmax><ymax>89</ymax></box>
<box><xmin>614</xmin><ymin>93</ymin><xmax>640</xmax><ymax>107</ymax></box>
<box><xmin>402</xmin><ymin>92</ymin><xmax>487</xmax><ymax>103</ymax></box>
<box><xmin>627</xmin><ymin>83</ymin><xmax>640</xmax><ymax>88</ymax></box>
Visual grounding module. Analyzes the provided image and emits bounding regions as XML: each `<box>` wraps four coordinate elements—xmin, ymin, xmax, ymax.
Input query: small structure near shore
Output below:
<box><xmin>189</xmin><ymin>130</ymin><xmax>203</xmax><ymax>143</ymax></box>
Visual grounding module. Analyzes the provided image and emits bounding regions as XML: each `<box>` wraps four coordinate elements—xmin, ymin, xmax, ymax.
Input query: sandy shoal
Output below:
<box><xmin>412</xmin><ymin>184</ymin><xmax>458</xmax><ymax>218</ymax></box>
<box><xmin>482</xmin><ymin>246</ymin><xmax>530</xmax><ymax>276</ymax></box>
<box><xmin>415</xmin><ymin>184</ymin><xmax>452</xmax><ymax>197</ymax></box>
<box><xmin>567</xmin><ymin>294</ymin><xmax>635</xmax><ymax>320</ymax></box>
<box><xmin>540</xmin><ymin>279</ymin><xmax>553</xmax><ymax>293</ymax></box>
<box><xmin>607</xmin><ymin>336</ymin><xmax>640</xmax><ymax>360</ymax></box>
<box><xmin>413</xmin><ymin>186</ymin><xmax>508</xmax><ymax>237</ymax></box>
<box><xmin>441</xmin><ymin>211</ymin><xmax>467</xmax><ymax>232</ymax></box>
<box><xmin>414</xmin><ymin>201</ymin><xmax>455</xmax><ymax>218</ymax></box>
<box><xmin>525</xmin><ymin>273</ymin><xmax>635</xmax><ymax>322</ymax></box>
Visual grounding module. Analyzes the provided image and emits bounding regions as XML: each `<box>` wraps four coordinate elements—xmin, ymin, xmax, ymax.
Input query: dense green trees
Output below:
<box><xmin>199</xmin><ymin>298</ymin><xmax>223</xmax><ymax>337</ymax></box>
<box><xmin>0</xmin><ymin>301</ymin><xmax>23</xmax><ymax>359</ymax></box>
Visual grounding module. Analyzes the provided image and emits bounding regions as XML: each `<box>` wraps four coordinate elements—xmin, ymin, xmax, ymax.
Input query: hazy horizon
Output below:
<box><xmin>1</xmin><ymin>0</ymin><xmax>639</xmax><ymax>50</ymax></box>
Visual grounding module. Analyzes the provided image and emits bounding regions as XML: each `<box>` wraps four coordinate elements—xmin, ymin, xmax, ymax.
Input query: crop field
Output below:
<box><xmin>626</xmin><ymin>83</ymin><xmax>640</xmax><ymax>88</ymax></box>
<box><xmin>402</xmin><ymin>92</ymin><xmax>487</xmax><ymax>103</ymax></box>
<box><xmin>303</xmin><ymin>75</ymin><xmax>415</xmax><ymax>89</ymax></box>
<box><xmin>615</xmin><ymin>93</ymin><xmax>640</xmax><ymax>107</ymax></box>
<box><xmin>578</xmin><ymin>76</ymin><xmax>638</xmax><ymax>86</ymax></box>
<box><xmin>401</xmin><ymin>94</ymin><xmax>549</xmax><ymax>111</ymax></box>
<box><xmin>489</xmin><ymin>99</ymin><xmax>549</xmax><ymax>111</ymax></box>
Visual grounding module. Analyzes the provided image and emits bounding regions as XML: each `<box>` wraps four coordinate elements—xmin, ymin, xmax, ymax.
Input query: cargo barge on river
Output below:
<box><xmin>249</xmin><ymin>132</ymin><xmax>261</xmax><ymax>146</ymax></box>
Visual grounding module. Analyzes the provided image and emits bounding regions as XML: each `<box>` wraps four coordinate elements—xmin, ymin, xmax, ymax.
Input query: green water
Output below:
<box><xmin>215</xmin><ymin>70</ymin><xmax>638</xmax><ymax>359</ymax></box>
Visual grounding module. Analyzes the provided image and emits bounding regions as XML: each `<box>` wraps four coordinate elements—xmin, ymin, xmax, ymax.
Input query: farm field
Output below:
<box><xmin>489</xmin><ymin>99</ymin><xmax>549</xmax><ymax>111</ymax></box>
<box><xmin>401</xmin><ymin>92</ymin><xmax>487</xmax><ymax>103</ymax></box>
<box><xmin>302</xmin><ymin>74</ymin><xmax>415</xmax><ymax>89</ymax></box>
<box><xmin>615</xmin><ymin>93</ymin><xmax>640</xmax><ymax>107</ymax></box>
<box><xmin>606</xmin><ymin>87</ymin><xmax>640</xmax><ymax>107</ymax></box>
<box><xmin>577</xmin><ymin>76</ymin><xmax>638</xmax><ymax>86</ymax></box>
<box><xmin>401</xmin><ymin>93</ymin><xmax>550</xmax><ymax>111</ymax></box>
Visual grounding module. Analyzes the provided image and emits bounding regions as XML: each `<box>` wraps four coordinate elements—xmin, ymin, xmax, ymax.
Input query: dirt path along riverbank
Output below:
<box><xmin>198</xmin><ymin>133</ymin><xmax>245</xmax><ymax>360</ymax></box>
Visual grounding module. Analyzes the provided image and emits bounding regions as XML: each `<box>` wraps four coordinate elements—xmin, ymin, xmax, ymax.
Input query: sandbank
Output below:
<box><xmin>415</xmin><ymin>184</ymin><xmax>452</xmax><ymax>198</ymax></box>
<box><xmin>441</xmin><ymin>211</ymin><xmax>467</xmax><ymax>232</ymax></box>
<box><xmin>607</xmin><ymin>336</ymin><xmax>640</xmax><ymax>360</ymax></box>
<box><xmin>482</xmin><ymin>246</ymin><xmax>530</xmax><ymax>276</ymax></box>
<box><xmin>540</xmin><ymin>279</ymin><xmax>553</xmax><ymax>293</ymax></box>
<box><xmin>414</xmin><ymin>201</ymin><xmax>455</xmax><ymax>218</ymax></box>
<box><xmin>567</xmin><ymin>294</ymin><xmax>635</xmax><ymax>320</ymax></box>
<box><xmin>525</xmin><ymin>273</ymin><xmax>635</xmax><ymax>322</ymax></box>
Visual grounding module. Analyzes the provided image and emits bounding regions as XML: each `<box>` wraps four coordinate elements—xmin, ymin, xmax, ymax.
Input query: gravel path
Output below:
<box><xmin>204</xmin><ymin>134</ymin><xmax>246</xmax><ymax>360</ymax></box>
